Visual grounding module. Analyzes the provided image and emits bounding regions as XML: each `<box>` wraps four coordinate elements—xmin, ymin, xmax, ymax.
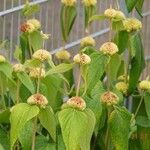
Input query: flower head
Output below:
<box><xmin>100</xmin><ymin>42</ymin><xmax>118</xmax><ymax>55</ymax></box>
<box><xmin>55</xmin><ymin>49</ymin><xmax>71</xmax><ymax>60</ymax></box>
<box><xmin>113</xmin><ymin>10</ymin><xmax>125</xmax><ymax>21</ymax></box>
<box><xmin>27</xmin><ymin>19</ymin><xmax>41</xmax><ymax>30</ymax></box>
<box><xmin>123</xmin><ymin>18</ymin><xmax>142</xmax><ymax>32</ymax></box>
<box><xmin>27</xmin><ymin>94</ymin><xmax>48</xmax><ymax>108</ymax></box>
<box><xmin>139</xmin><ymin>80</ymin><xmax>150</xmax><ymax>91</ymax></box>
<box><xmin>20</xmin><ymin>22</ymin><xmax>35</xmax><ymax>33</ymax></box>
<box><xmin>61</xmin><ymin>0</ymin><xmax>76</xmax><ymax>6</ymax></box>
<box><xmin>32</xmin><ymin>49</ymin><xmax>51</xmax><ymax>62</ymax></box>
<box><xmin>115</xmin><ymin>82</ymin><xmax>128</xmax><ymax>95</ymax></box>
<box><xmin>29</xmin><ymin>67</ymin><xmax>45</xmax><ymax>78</ymax></box>
<box><xmin>104</xmin><ymin>8</ymin><xmax>117</xmax><ymax>19</ymax></box>
<box><xmin>13</xmin><ymin>64</ymin><xmax>25</xmax><ymax>73</ymax></box>
<box><xmin>62</xmin><ymin>96</ymin><xmax>86</xmax><ymax>110</ymax></box>
<box><xmin>118</xmin><ymin>75</ymin><xmax>129</xmax><ymax>81</ymax></box>
<box><xmin>82</xmin><ymin>0</ymin><xmax>97</xmax><ymax>6</ymax></box>
<box><xmin>73</xmin><ymin>53</ymin><xmax>91</xmax><ymax>65</ymax></box>
<box><xmin>80</xmin><ymin>36</ymin><xmax>96</xmax><ymax>47</ymax></box>
<box><xmin>0</xmin><ymin>55</ymin><xmax>6</xmax><ymax>63</ymax></box>
<box><xmin>101</xmin><ymin>91</ymin><xmax>119</xmax><ymax>106</ymax></box>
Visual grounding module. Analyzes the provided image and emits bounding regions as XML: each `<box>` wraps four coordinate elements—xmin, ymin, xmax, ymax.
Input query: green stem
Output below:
<box><xmin>105</xmin><ymin>108</ymin><xmax>111</xmax><ymax>150</ymax></box>
<box><xmin>106</xmin><ymin>57</ymin><xmax>111</xmax><ymax>90</ymax></box>
<box><xmin>76</xmin><ymin>66</ymin><xmax>81</xmax><ymax>96</ymax></box>
<box><xmin>16</xmin><ymin>79</ymin><xmax>20</xmax><ymax>104</ymax></box>
<box><xmin>31</xmin><ymin>117</ymin><xmax>37</xmax><ymax>150</ymax></box>
<box><xmin>28</xmin><ymin>34</ymin><xmax>32</xmax><ymax>58</ymax></box>
<box><xmin>135</xmin><ymin>91</ymin><xmax>144</xmax><ymax>117</ymax></box>
<box><xmin>36</xmin><ymin>65</ymin><xmax>42</xmax><ymax>94</ymax></box>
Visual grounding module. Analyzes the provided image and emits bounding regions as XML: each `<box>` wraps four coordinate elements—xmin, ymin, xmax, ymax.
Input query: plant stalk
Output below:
<box><xmin>28</xmin><ymin>34</ymin><xmax>32</xmax><ymax>58</ymax></box>
<box><xmin>36</xmin><ymin>65</ymin><xmax>42</xmax><ymax>94</ymax></box>
<box><xmin>76</xmin><ymin>65</ymin><xmax>81</xmax><ymax>96</ymax></box>
<box><xmin>31</xmin><ymin>117</ymin><xmax>37</xmax><ymax>150</ymax></box>
<box><xmin>135</xmin><ymin>91</ymin><xmax>144</xmax><ymax>117</ymax></box>
<box><xmin>16</xmin><ymin>79</ymin><xmax>20</xmax><ymax>104</ymax></box>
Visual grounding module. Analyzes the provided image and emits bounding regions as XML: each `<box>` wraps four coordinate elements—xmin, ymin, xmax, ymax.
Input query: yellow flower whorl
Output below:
<box><xmin>27</xmin><ymin>19</ymin><xmax>41</xmax><ymax>30</ymax></box>
<box><xmin>100</xmin><ymin>42</ymin><xmax>118</xmax><ymax>55</ymax></box>
<box><xmin>55</xmin><ymin>50</ymin><xmax>71</xmax><ymax>60</ymax></box>
<box><xmin>115</xmin><ymin>82</ymin><xmax>128</xmax><ymax>95</ymax></box>
<box><xmin>29</xmin><ymin>67</ymin><xmax>46</xmax><ymax>78</ymax></box>
<box><xmin>80</xmin><ymin>36</ymin><xmax>96</xmax><ymax>47</ymax></box>
<box><xmin>82</xmin><ymin>0</ymin><xmax>97</xmax><ymax>6</ymax></box>
<box><xmin>0</xmin><ymin>55</ymin><xmax>6</xmax><ymax>63</ymax></box>
<box><xmin>61</xmin><ymin>0</ymin><xmax>77</xmax><ymax>6</ymax></box>
<box><xmin>13</xmin><ymin>64</ymin><xmax>25</xmax><ymax>73</ymax></box>
<box><xmin>20</xmin><ymin>22</ymin><xmax>35</xmax><ymax>33</ymax></box>
<box><xmin>123</xmin><ymin>18</ymin><xmax>142</xmax><ymax>32</ymax></box>
<box><xmin>104</xmin><ymin>8</ymin><xmax>117</xmax><ymax>19</ymax></box>
<box><xmin>139</xmin><ymin>80</ymin><xmax>150</xmax><ymax>91</ymax></box>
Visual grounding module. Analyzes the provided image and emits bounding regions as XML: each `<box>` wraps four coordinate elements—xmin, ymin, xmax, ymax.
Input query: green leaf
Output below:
<box><xmin>129</xmin><ymin>33</ymin><xmax>145</xmax><ymax>94</ymax></box>
<box><xmin>14</xmin><ymin>46</ymin><xmax>22</xmax><ymax>62</ymax></box>
<box><xmin>46</xmin><ymin>63</ymin><xmax>74</xmax><ymax>76</ymax></box>
<box><xmin>144</xmin><ymin>92</ymin><xmax>150</xmax><ymax>121</ymax></box>
<box><xmin>38</xmin><ymin>106</ymin><xmax>56</xmax><ymax>141</ymax></box>
<box><xmin>58</xmin><ymin>108</ymin><xmax>95</xmax><ymax>150</ymax></box>
<box><xmin>84</xmin><ymin>5</ymin><xmax>96</xmax><ymax>28</ymax></box>
<box><xmin>88</xmin><ymin>15</ymin><xmax>106</xmax><ymax>24</ymax></box>
<box><xmin>0</xmin><ymin>62</ymin><xmax>13</xmax><ymax>81</ymax></box>
<box><xmin>0</xmin><ymin>109</ymin><xmax>10</xmax><ymax>123</ymax></box>
<box><xmin>112</xmin><ymin>20</ymin><xmax>124</xmax><ymax>31</ymax></box>
<box><xmin>109</xmin><ymin>106</ymin><xmax>132</xmax><ymax>150</ymax></box>
<box><xmin>60</xmin><ymin>5</ymin><xmax>77</xmax><ymax>42</ymax></box>
<box><xmin>87</xmin><ymin>52</ymin><xmax>108</xmax><ymax>93</ymax></box>
<box><xmin>10</xmin><ymin>103</ymin><xmax>39</xmax><ymax>148</ymax></box>
<box><xmin>19</xmin><ymin>121</ymin><xmax>33</xmax><ymax>150</ymax></box>
<box><xmin>114</xmin><ymin>31</ymin><xmax>129</xmax><ymax>54</ymax></box>
<box><xmin>0</xmin><ymin>127</ymin><xmax>10</xmax><ymax>150</ymax></box>
<box><xmin>125</xmin><ymin>0</ymin><xmax>138</xmax><ymax>12</ymax></box>
<box><xmin>17</xmin><ymin>72</ymin><xmax>35</xmax><ymax>94</ymax></box>
<box><xmin>107</xmin><ymin>54</ymin><xmax>121</xmax><ymax>82</ymax></box>
<box><xmin>136</xmin><ymin>116</ymin><xmax>150</xmax><ymax>127</ymax></box>
<box><xmin>30</xmin><ymin>31</ymin><xmax>43</xmax><ymax>52</ymax></box>
<box><xmin>24</xmin><ymin>59</ymin><xmax>42</xmax><ymax>68</ymax></box>
<box><xmin>135</xmin><ymin>0</ymin><xmax>144</xmax><ymax>17</ymax></box>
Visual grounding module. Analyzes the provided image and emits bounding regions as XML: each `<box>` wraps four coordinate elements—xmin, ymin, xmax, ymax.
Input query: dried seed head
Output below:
<box><xmin>13</xmin><ymin>64</ymin><xmax>25</xmax><ymax>73</ymax></box>
<box><xmin>115</xmin><ymin>82</ymin><xmax>128</xmax><ymax>95</ymax></box>
<box><xmin>82</xmin><ymin>0</ymin><xmax>97</xmax><ymax>6</ymax></box>
<box><xmin>139</xmin><ymin>80</ymin><xmax>150</xmax><ymax>91</ymax></box>
<box><xmin>27</xmin><ymin>94</ymin><xmax>48</xmax><ymax>107</ymax></box>
<box><xmin>104</xmin><ymin>8</ymin><xmax>117</xmax><ymax>19</ymax></box>
<box><xmin>0</xmin><ymin>55</ymin><xmax>6</xmax><ymax>63</ymax></box>
<box><xmin>20</xmin><ymin>22</ymin><xmax>35</xmax><ymax>33</ymax></box>
<box><xmin>61</xmin><ymin>0</ymin><xmax>76</xmax><ymax>6</ymax></box>
<box><xmin>100</xmin><ymin>42</ymin><xmax>118</xmax><ymax>55</ymax></box>
<box><xmin>101</xmin><ymin>91</ymin><xmax>119</xmax><ymax>106</ymax></box>
<box><xmin>80</xmin><ymin>36</ymin><xmax>96</xmax><ymax>47</ymax></box>
<box><xmin>29</xmin><ymin>67</ymin><xmax>45</xmax><ymax>78</ymax></box>
<box><xmin>73</xmin><ymin>53</ymin><xmax>91</xmax><ymax>65</ymax></box>
<box><xmin>40</xmin><ymin>31</ymin><xmax>50</xmax><ymax>40</ymax></box>
<box><xmin>62</xmin><ymin>96</ymin><xmax>86</xmax><ymax>110</ymax></box>
<box><xmin>27</xmin><ymin>19</ymin><xmax>41</xmax><ymax>30</ymax></box>
<box><xmin>32</xmin><ymin>49</ymin><xmax>52</xmax><ymax>62</ymax></box>
<box><xmin>55</xmin><ymin>49</ymin><xmax>71</xmax><ymax>60</ymax></box>
<box><xmin>123</xmin><ymin>18</ymin><xmax>142</xmax><ymax>32</ymax></box>
<box><xmin>114</xmin><ymin>10</ymin><xmax>125</xmax><ymax>21</ymax></box>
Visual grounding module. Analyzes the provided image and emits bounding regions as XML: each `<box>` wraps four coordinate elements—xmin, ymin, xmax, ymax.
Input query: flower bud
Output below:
<box><xmin>27</xmin><ymin>19</ymin><xmax>41</xmax><ymax>30</ymax></box>
<box><xmin>20</xmin><ymin>22</ymin><xmax>35</xmax><ymax>33</ymax></box>
<box><xmin>118</xmin><ymin>75</ymin><xmax>129</xmax><ymax>81</ymax></box>
<box><xmin>62</xmin><ymin>96</ymin><xmax>86</xmax><ymax>110</ymax></box>
<box><xmin>139</xmin><ymin>80</ymin><xmax>150</xmax><ymax>91</ymax></box>
<box><xmin>115</xmin><ymin>82</ymin><xmax>128</xmax><ymax>95</ymax></box>
<box><xmin>29</xmin><ymin>67</ymin><xmax>45</xmax><ymax>78</ymax></box>
<box><xmin>82</xmin><ymin>0</ymin><xmax>97</xmax><ymax>6</ymax></box>
<box><xmin>80</xmin><ymin>36</ymin><xmax>96</xmax><ymax>47</ymax></box>
<box><xmin>13</xmin><ymin>64</ymin><xmax>25</xmax><ymax>73</ymax></box>
<box><xmin>100</xmin><ymin>42</ymin><xmax>118</xmax><ymax>55</ymax></box>
<box><xmin>61</xmin><ymin>0</ymin><xmax>76</xmax><ymax>6</ymax></box>
<box><xmin>123</xmin><ymin>18</ymin><xmax>142</xmax><ymax>32</ymax></box>
<box><xmin>104</xmin><ymin>8</ymin><xmax>117</xmax><ymax>19</ymax></box>
<box><xmin>55</xmin><ymin>49</ymin><xmax>71</xmax><ymax>60</ymax></box>
<box><xmin>0</xmin><ymin>55</ymin><xmax>6</xmax><ymax>63</ymax></box>
<box><xmin>32</xmin><ymin>49</ymin><xmax>51</xmax><ymax>62</ymax></box>
<box><xmin>101</xmin><ymin>91</ymin><xmax>119</xmax><ymax>106</ymax></box>
<box><xmin>27</xmin><ymin>94</ymin><xmax>48</xmax><ymax>107</ymax></box>
<box><xmin>73</xmin><ymin>53</ymin><xmax>91</xmax><ymax>65</ymax></box>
